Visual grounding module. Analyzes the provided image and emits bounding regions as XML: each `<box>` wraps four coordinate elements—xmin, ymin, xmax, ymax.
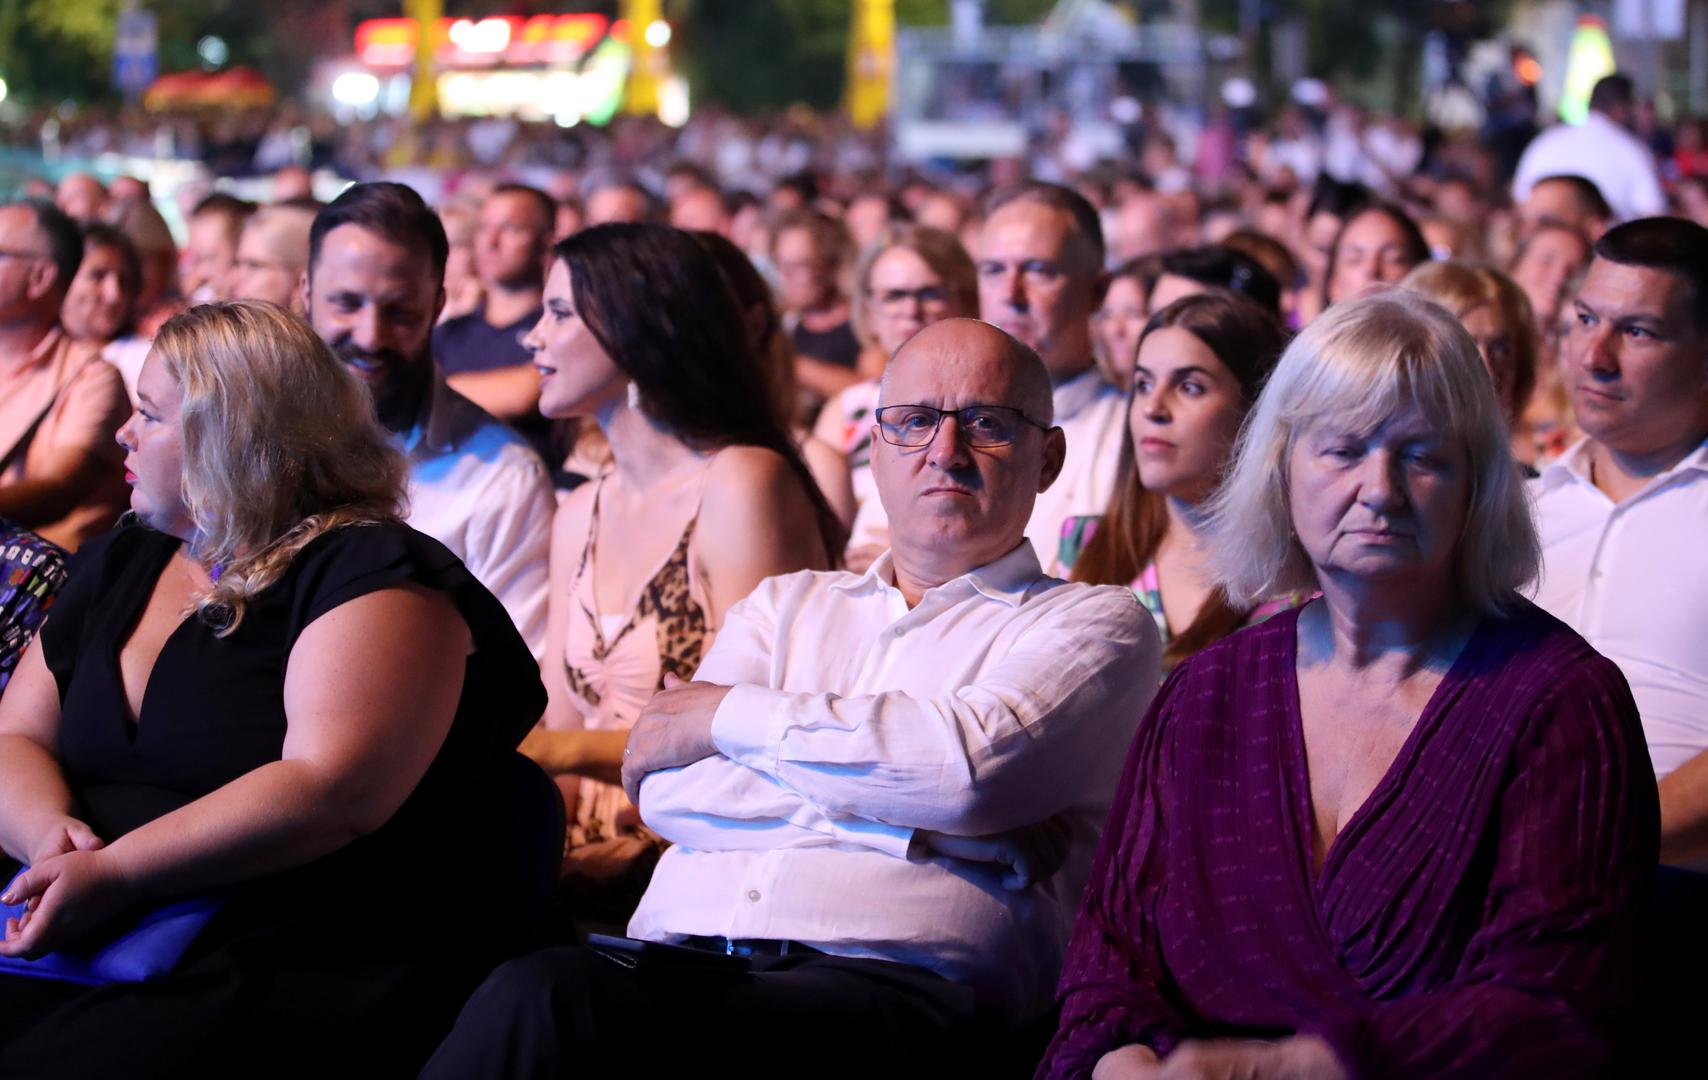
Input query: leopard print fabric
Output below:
<box><xmin>563</xmin><ymin>488</ymin><xmax>708</xmax><ymax>707</ymax></box>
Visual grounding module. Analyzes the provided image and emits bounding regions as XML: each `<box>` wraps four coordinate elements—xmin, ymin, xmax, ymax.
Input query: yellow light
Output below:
<box><xmin>644</xmin><ymin>20</ymin><xmax>671</xmax><ymax>49</ymax></box>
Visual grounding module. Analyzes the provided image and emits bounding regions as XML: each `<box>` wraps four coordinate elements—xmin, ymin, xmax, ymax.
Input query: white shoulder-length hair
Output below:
<box><xmin>1204</xmin><ymin>289</ymin><xmax>1540</xmax><ymax>615</ymax></box>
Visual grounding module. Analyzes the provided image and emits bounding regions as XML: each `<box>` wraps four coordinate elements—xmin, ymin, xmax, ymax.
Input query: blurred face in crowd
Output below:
<box><xmin>115</xmin><ymin>353</ymin><xmax>191</xmax><ymax>541</ymax></box>
<box><xmin>1112</xmin><ymin>193</ymin><xmax>1171</xmax><ymax>262</ymax></box>
<box><xmin>523</xmin><ymin>259</ymin><xmax>627</xmax><ymax>420</ymax></box>
<box><xmin>184</xmin><ymin>211</ymin><xmax>240</xmax><ymax>301</ymax></box>
<box><xmin>474</xmin><ymin>190</ymin><xmax>552</xmax><ymax>292</ymax></box>
<box><xmin>1288</xmin><ymin>402</ymin><xmax>1470</xmax><ymax>591</ymax></box>
<box><xmin>1328</xmin><ymin>210</ymin><xmax>1419</xmax><ymax>304</ymax></box>
<box><xmin>1509</xmin><ymin>225</ymin><xmax>1589</xmax><ymax>328</ymax></box>
<box><xmin>915</xmin><ymin>193</ymin><xmax>966</xmax><ymax>236</ymax></box>
<box><xmin>1093</xmin><ymin>274</ymin><xmax>1148</xmax><ymax>388</ymax></box>
<box><xmin>109</xmin><ymin>175</ymin><xmax>148</xmax><ymax>204</ymax></box>
<box><xmin>61</xmin><ymin>242</ymin><xmax>136</xmax><ymax>344</ymax></box>
<box><xmin>230</xmin><ymin>213</ymin><xmax>311</xmax><ymax>308</ymax></box>
<box><xmin>1520</xmin><ymin>179</ymin><xmax>1607</xmax><ymax>242</ymax></box>
<box><xmin>305</xmin><ymin>223</ymin><xmax>445</xmax><ymax>430</ymax></box>
<box><xmin>554</xmin><ymin>200</ymin><xmax>584</xmax><ymax>243</ymax></box>
<box><xmin>774</xmin><ymin>225</ymin><xmax>840</xmax><ymax>314</ymax></box>
<box><xmin>0</xmin><ymin>205</ymin><xmax>59</xmax><ymax>322</ymax></box>
<box><xmin>1456</xmin><ymin>302</ymin><xmax>1522</xmax><ymax>421</ymax></box>
<box><xmin>865</xmin><ymin>245</ymin><xmax>953</xmax><ymax>357</ymax></box>
<box><xmin>872</xmin><ymin>319</ymin><xmax>1064</xmax><ymax>576</ymax></box>
<box><xmin>1566</xmin><ymin>258</ymin><xmax>1708</xmax><ymax>457</ymax></box>
<box><xmin>56</xmin><ymin>173</ymin><xmax>107</xmax><ymax>224</ymax></box>
<box><xmin>1129</xmin><ymin>326</ymin><xmax>1247</xmax><ymax>503</ymax></box>
<box><xmin>585</xmin><ymin>185</ymin><xmax>649</xmax><ymax>227</ymax></box>
<box><xmin>976</xmin><ymin>199</ymin><xmax>1105</xmax><ymax>381</ymax></box>
<box><xmin>669</xmin><ymin>187</ymin><xmax>730</xmax><ymax>235</ymax></box>
<box><xmin>845</xmin><ymin>195</ymin><xmax>893</xmax><ymax>252</ymax></box>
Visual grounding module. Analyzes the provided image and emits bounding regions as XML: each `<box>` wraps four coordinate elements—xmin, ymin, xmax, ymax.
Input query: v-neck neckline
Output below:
<box><xmin>108</xmin><ymin>537</ymin><xmax>201</xmax><ymax>735</ymax></box>
<box><xmin>1284</xmin><ymin>603</ymin><xmax>1487</xmax><ymax>892</ymax></box>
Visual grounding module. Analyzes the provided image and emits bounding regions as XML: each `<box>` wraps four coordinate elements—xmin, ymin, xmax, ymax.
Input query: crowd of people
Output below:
<box><xmin>0</xmin><ymin>68</ymin><xmax>1702</xmax><ymax>1076</ymax></box>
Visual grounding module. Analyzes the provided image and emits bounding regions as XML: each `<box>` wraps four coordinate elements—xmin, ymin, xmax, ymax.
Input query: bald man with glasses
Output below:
<box><xmin>424</xmin><ymin>318</ymin><xmax>1161</xmax><ymax>1077</ymax></box>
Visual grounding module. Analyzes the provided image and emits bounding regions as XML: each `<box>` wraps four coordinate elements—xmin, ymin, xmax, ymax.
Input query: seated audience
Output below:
<box><xmin>0</xmin><ymin>202</ymin><xmax>130</xmax><ymax>551</ymax></box>
<box><xmin>773</xmin><ymin>209</ymin><xmax>873</xmax><ymax>402</ymax></box>
<box><xmin>693</xmin><ymin>231</ymin><xmax>856</xmax><ymax>524</ymax></box>
<box><xmin>1516</xmin><ymin>175</ymin><xmax>1614</xmax><ymax>243</ymax></box>
<box><xmin>180</xmin><ymin>193</ymin><xmax>255</xmax><ymax>304</ymax></box>
<box><xmin>1042</xmin><ymin>290</ymin><xmax>1657</xmax><ymax>1078</ymax></box>
<box><xmin>1321</xmin><ymin>201</ymin><xmax>1430</xmax><ymax>309</ymax></box>
<box><xmin>1530</xmin><ymin>216</ymin><xmax>1708</xmax><ymax>863</ymax></box>
<box><xmin>1399</xmin><ymin>260</ymin><xmax>1539</xmax><ymax>461</ymax></box>
<box><xmin>0</xmin><ymin>301</ymin><xmax>546</xmax><ymax>1075</ymax></box>
<box><xmin>972</xmin><ymin>182</ymin><xmax>1127</xmax><ymax>572</ymax></box>
<box><xmin>104</xmin><ymin>195</ymin><xmax>181</xmax><ymax>338</ymax></box>
<box><xmin>1092</xmin><ymin>256</ymin><xmax>1164</xmax><ymax>390</ymax></box>
<box><xmin>423</xmin><ymin>317</ymin><xmax>1161</xmax><ymax>1076</ymax></box>
<box><xmin>302</xmin><ymin>183</ymin><xmax>554</xmax><ymax>655</ymax></box>
<box><xmin>1062</xmin><ymin>292</ymin><xmax>1292</xmax><ymax>670</ymax></box>
<box><xmin>812</xmin><ymin>224</ymin><xmax>977</xmax><ymax>556</ymax></box>
<box><xmin>53</xmin><ymin>174</ymin><xmax>106</xmax><ymax>226</ymax></box>
<box><xmin>59</xmin><ymin>223</ymin><xmax>150</xmax><ymax>400</ymax></box>
<box><xmin>517</xmin><ymin>223</ymin><xmax>841</xmax><ymax>924</ymax></box>
<box><xmin>227</xmin><ymin>201</ymin><xmax>317</xmax><ymax>310</ymax></box>
<box><xmin>433</xmin><ymin>184</ymin><xmax>554</xmax><ymax>428</ymax></box>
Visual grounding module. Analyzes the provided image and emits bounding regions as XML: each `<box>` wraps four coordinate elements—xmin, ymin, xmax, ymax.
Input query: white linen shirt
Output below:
<box><xmin>1529</xmin><ymin>437</ymin><xmax>1708</xmax><ymax>778</ymax></box>
<box><xmin>1511</xmin><ymin>111</ymin><xmax>1666</xmax><ymax>223</ymax></box>
<box><xmin>402</xmin><ymin>374</ymin><xmax>553</xmax><ymax>658</ymax></box>
<box><xmin>628</xmin><ymin>543</ymin><xmax>1160</xmax><ymax>1020</ymax></box>
<box><xmin>842</xmin><ymin>366</ymin><xmax>1126</xmax><ymax>576</ymax></box>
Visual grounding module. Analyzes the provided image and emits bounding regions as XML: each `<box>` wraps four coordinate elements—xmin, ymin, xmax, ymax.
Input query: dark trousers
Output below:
<box><xmin>419</xmin><ymin>946</ymin><xmax>1033</xmax><ymax>1079</ymax></box>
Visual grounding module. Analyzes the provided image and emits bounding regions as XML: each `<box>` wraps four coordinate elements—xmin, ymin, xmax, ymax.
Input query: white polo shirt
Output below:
<box><xmin>1529</xmin><ymin>437</ymin><xmax>1708</xmax><ymax>778</ymax></box>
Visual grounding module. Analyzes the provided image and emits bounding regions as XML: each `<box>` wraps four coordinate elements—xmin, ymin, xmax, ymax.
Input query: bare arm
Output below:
<box><xmin>519</xmin><ymin>487</ymin><xmax>624</xmax><ymax>787</ymax></box>
<box><xmin>695</xmin><ymin>445</ymin><xmax>831</xmax><ymax>626</ymax></box>
<box><xmin>446</xmin><ymin>364</ymin><xmax>542</xmax><ymax>422</ymax></box>
<box><xmin>1659</xmin><ymin>745</ymin><xmax>1708</xmax><ymax>864</ymax></box>
<box><xmin>800</xmin><ymin>434</ymin><xmax>854</xmax><ymax>526</ymax></box>
<box><xmin>0</xmin><ymin>642</ymin><xmax>100</xmax><ymax>866</ymax></box>
<box><xmin>0</xmin><ymin>445</ymin><xmax>118</xmax><ymax>527</ymax></box>
<box><xmin>2</xmin><ymin>585</ymin><xmax>471</xmax><ymax>957</ymax></box>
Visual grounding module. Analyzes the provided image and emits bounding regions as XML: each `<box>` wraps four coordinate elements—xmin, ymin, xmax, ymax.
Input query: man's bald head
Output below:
<box><xmin>882</xmin><ymin>318</ymin><xmax>1055</xmax><ymax>425</ymax></box>
<box><xmin>871</xmin><ymin>317</ymin><xmax>1067</xmax><ymax>593</ymax></box>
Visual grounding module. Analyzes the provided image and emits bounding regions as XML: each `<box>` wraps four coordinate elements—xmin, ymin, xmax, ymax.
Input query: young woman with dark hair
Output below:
<box><xmin>1061</xmin><ymin>291</ymin><xmax>1294</xmax><ymax>671</ymax></box>
<box><xmin>519</xmin><ymin>223</ymin><xmax>838</xmax><ymax>924</ymax></box>
<box><xmin>1321</xmin><ymin>201</ymin><xmax>1432</xmax><ymax>309</ymax></box>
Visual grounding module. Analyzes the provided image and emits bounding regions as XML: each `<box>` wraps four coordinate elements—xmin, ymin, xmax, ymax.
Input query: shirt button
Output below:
<box><xmin>746</xmin><ymin>889</ymin><xmax>761</xmax><ymax>902</ymax></box>
<box><xmin>891</xmin><ymin>627</ymin><xmax>904</xmax><ymax>638</ymax></box>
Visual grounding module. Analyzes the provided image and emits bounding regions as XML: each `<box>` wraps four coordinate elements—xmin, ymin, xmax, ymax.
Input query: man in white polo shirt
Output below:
<box><xmin>1529</xmin><ymin>216</ymin><xmax>1708</xmax><ymax>866</ymax></box>
<box><xmin>422</xmin><ymin>318</ymin><xmax>1160</xmax><ymax>1077</ymax></box>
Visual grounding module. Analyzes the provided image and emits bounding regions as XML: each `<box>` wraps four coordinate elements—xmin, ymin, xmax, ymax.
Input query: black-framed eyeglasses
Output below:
<box><xmin>874</xmin><ymin>404</ymin><xmax>1049</xmax><ymax>448</ymax></box>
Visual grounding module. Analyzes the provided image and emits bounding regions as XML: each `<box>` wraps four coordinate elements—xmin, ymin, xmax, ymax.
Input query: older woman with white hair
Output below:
<box><xmin>0</xmin><ymin>301</ymin><xmax>547</xmax><ymax>1075</ymax></box>
<box><xmin>1042</xmin><ymin>290</ymin><xmax>1657</xmax><ymax>1079</ymax></box>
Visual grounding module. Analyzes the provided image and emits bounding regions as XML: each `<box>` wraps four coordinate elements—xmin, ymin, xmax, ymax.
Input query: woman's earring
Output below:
<box><xmin>627</xmin><ymin>381</ymin><xmax>643</xmax><ymax>410</ymax></box>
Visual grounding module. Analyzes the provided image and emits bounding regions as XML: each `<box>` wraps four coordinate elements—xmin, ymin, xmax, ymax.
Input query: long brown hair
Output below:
<box><xmin>1071</xmin><ymin>291</ymin><xmax>1286</xmax><ymax>665</ymax></box>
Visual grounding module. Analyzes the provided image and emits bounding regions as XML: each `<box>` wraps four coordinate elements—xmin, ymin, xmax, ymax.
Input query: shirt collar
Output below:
<box><xmin>1537</xmin><ymin>435</ymin><xmax>1708</xmax><ymax>493</ymax></box>
<box><xmin>1051</xmin><ymin>365</ymin><xmax>1111</xmax><ymax>423</ymax></box>
<box><xmin>829</xmin><ymin>542</ymin><xmax>1044</xmax><ymax>609</ymax></box>
<box><xmin>407</xmin><ymin>369</ymin><xmax>466</xmax><ymax>457</ymax></box>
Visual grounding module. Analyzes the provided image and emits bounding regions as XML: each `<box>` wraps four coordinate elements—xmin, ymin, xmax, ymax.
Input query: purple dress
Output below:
<box><xmin>1040</xmin><ymin>600</ymin><xmax>1658</xmax><ymax>1079</ymax></box>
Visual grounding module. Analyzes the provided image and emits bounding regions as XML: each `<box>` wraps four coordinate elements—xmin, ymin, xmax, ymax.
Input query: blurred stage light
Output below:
<box><xmin>0</xmin><ymin>78</ymin><xmax>8</xmax><ymax>105</ymax></box>
<box><xmin>645</xmin><ymin>21</ymin><xmax>672</xmax><ymax>49</ymax></box>
<box><xmin>198</xmin><ymin>36</ymin><xmax>229</xmax><ymax>70</ymax></box>
<box><xmin>1222</xmin><ymin>78</ymin><xmax>1257</xmax><ymax>109</ymax></box>
<box><xmin>333</xmin><ymin>72</ymin><xmax>382</xmax><ymax>107</ymax></box>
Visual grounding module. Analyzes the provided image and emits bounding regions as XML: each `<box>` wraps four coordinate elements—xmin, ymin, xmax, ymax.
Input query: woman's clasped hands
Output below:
<box><xmin>0</xmin><ymin>818</ymin><xmax>133</xmax><ymax>960</ymax></box>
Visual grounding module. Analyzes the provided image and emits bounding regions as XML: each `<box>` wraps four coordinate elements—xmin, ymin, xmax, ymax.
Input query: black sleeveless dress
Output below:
<box><xmin>0</xmin><ymin>521</ymin><xmax>546</xmax><ymax>1078</ymax></box>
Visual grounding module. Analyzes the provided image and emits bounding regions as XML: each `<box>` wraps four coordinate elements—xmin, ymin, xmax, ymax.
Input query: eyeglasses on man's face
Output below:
<box><xmin>874</xmin><ymin>404</ymin><xmax>1049</xmax><ymax>448</ymax></box>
